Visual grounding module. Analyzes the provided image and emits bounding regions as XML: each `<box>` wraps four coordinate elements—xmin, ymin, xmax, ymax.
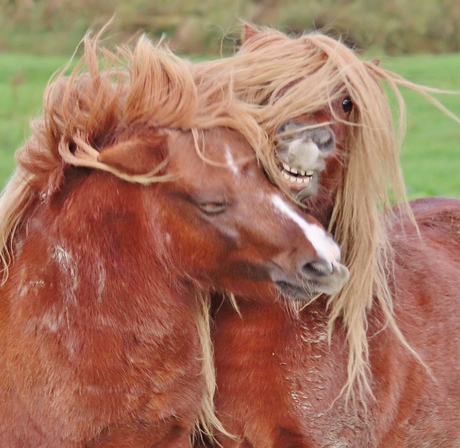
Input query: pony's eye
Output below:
<box><xmin>198</xmin><ymin>202</ymin><xmax>229</xmax><ymax>215</ymax></box>
<box><xmin>342</xmin><ymin>97</ymin><xmax>353</xmax><ymax>113</ymax></box>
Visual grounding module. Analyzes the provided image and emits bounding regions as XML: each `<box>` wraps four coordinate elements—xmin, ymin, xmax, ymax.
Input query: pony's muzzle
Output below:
<box><xmin>277</xmin><ymin>121</ymin><xmax>335</xmax><ymax>167</ymax></box>
<box><xmin>300</xmin><ymin>257</ymin><xmax>349</xmax><ymax>295</ymax></box>
<box><xmin>271</xmin><ymin>255</ymin><xmax>349</xmax><ymax>300</ymax></box>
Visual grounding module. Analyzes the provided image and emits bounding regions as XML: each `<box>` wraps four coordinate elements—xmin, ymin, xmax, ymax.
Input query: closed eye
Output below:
<box><xmin>168</xmin><ymin>191</ymin><xmax>230</xmax><ymax>215</ymax></box>
<box><xmin>198</xmin><ymin>201</ymin><xmax>230</xmax><ymax>215</ymax></box>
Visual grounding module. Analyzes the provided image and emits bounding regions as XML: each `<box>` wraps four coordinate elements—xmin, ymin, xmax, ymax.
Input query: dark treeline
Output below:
<box><xmin>1</xmin><ymin>0</ymin><xmax>460</xmax><ymax>56</ymax></box>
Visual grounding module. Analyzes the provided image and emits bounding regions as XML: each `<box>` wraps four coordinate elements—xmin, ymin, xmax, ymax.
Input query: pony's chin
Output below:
<box><xmin>275</xmin><ymin>281</ymin><xmax>319</xmax><ymax>301</ymax></box>
<box><xmin>294</xmin><ymin>172</ymin><xmax>319</xmax><ymax>202</ymax></box>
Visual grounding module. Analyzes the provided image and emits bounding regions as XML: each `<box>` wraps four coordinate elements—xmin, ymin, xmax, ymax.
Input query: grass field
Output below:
<box><xmin>0</xmin><ymin>52</ymin><xmax>459</xmax><ymax>197</ymax></box>
<box><xmin>382</xmin><ymin>54</ymin><xmax>460</xmax><ymax>198</ymax></box>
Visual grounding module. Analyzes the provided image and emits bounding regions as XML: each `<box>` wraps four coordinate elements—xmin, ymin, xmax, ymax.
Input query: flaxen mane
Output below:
<box><xmin>0</xmin><ymin>34</ymin><xmax>268</xmax><ymax>439</ymax></box>
<box><xmin>193</xmin><ymin>25</ymin><xmax>460</xmax><ymax>401</ymax></box>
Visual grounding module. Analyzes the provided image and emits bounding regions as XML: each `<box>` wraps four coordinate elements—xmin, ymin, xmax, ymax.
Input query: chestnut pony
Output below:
<box><xmin>193</xmin><ymin>26</ymin><xmax>460</xmax><ymax>446</ymax></box>
<box><xmin>0</xmin><ymin>36</ymin><xmax>348</xmax><ymax>446</ymax></box>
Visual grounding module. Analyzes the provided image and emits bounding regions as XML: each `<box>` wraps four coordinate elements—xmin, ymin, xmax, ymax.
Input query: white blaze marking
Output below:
<box><xmin>224</xmin><ymin>145</ymin><xmax>239</xmax><ymax>176</ymax></box>
<box><xmin>289</xmin><ymin>139</ymin><xmax>320</xmax><ymax>168</ymax></box>
<box><xmin>271</xmin><ymin>194</ymin><xmax>340</xmax><ymax>266</ymax></box>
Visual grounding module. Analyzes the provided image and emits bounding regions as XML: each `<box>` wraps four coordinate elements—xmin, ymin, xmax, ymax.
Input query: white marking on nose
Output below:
<box><xmin>289</xmin><ymin>139</ymin><xmax>320</xmax><ymax>169</ymax></box>
<box><xmin>271</xmin><ymin>194</ymin><xmax>340</xmax><ymax>267</ymax></box>
<box><xmin>225</xmin><ymin>145</ymin><xmax>239</xmax><ymax>176</ymax></box>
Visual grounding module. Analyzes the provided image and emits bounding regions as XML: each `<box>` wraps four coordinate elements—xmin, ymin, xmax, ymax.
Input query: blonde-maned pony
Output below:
<box><xmin>0</xmin><ymin>33</ymin><xmax>278</xmax><ymax>444</ymax></box>
<box><xmin>193</xmin><ymin>24</ymin><xmax>460</xmax><ymax>402</ymax></box>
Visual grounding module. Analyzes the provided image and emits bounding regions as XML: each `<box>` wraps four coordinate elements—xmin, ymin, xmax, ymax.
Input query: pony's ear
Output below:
<box><xmin>97</xmin><ymin>134</ymin><xmax>168</xmax><ymax>175</ymax></box>
<box><xmin>242</xmin><ymin>23</ymin><xmax>258</xmax><ymax>42</ymax></box>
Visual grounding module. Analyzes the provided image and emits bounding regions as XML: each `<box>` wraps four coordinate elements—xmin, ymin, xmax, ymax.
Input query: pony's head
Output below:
<box><xmin>195</xmin><ymin>24</ymin><xmax>410</xmax><ymax>223</ymax></box>
<box><xmin>109</xmin><ymin>126</ymin><xmax>349</xmax><ymax>302</ymax></box>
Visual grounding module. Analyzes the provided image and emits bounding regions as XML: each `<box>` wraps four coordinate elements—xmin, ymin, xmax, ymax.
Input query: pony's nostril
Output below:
<box><xmin>313</xmin><ymin>128</ymin><xmax>335</xmax><ymax>153</ymax></box>
<box><xmin>276</xmin><ymin>123</ymin><xmax>287</xmax><ymax>135</ymax></box>
<box><xmin>302</xmin><ymin>259</ymin><xmax>334</xmax><ymax>277</ymax></box>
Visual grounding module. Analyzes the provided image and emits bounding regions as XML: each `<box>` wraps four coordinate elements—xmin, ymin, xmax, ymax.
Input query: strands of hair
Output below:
<box><xmin>193</xmin><ymin>24</ymin><xmax>460</xmax><ymax>403</ymax></box>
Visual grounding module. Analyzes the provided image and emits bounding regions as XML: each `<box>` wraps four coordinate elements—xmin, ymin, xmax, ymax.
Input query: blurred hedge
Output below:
<box><xmin>1</xmin><ymin>0</ymin><xmax>460</xmax><ymax>56</ymax></box>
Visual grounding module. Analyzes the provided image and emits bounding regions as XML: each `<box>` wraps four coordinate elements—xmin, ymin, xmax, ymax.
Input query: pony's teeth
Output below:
<box><xmin>280</xmin><ymin>165</ymin><xmax>313</xmax><ymax>185</ymax></box>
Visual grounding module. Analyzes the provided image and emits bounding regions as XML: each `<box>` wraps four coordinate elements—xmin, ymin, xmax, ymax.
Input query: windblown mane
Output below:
<box><xmin>0</xmin><ymin>33</ymin><xmax>268</xmax><ymax>439</ymax></box>
<box><xmin>193</xmin><ymin>25</ymin><xmax>460</xmax><ymax>401</ymax></box>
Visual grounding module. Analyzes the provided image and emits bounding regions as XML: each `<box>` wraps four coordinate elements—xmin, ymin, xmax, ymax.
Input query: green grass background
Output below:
<box><xmin>0</xmin><ymin>52</ymin><xmax>459</xmax><ymax>198</ymax></box>
<box><xmin>382</xmin><ymin>54</ymin><xmax>460</xmax><ymax>198</ymax></box>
